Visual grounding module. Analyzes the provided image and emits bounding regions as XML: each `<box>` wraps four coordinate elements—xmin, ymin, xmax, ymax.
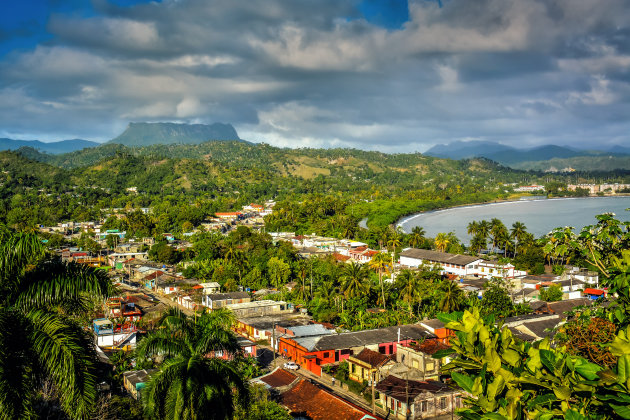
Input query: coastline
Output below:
<box><xmin>395</xmin><ymin>195</ymin><xmax>630</xmax><ymax>231</ymax></box>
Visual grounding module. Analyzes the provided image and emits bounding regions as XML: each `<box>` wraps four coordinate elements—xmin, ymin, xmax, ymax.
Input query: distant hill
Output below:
<box><xmin>424</xmin><ymin>141</ymin><xmax>514</xmax><ymax>160</ymax></box>
<box><xmin>424</xmin><ymin>140</ymin><xmax>630</xmax><ymax>171</ymax></box>
<box><xmin>109</xmin><ymin>122</ymin><xmax>241</xmax><ymax>147</ymax></box>
<box><xmin>0</xmin><ymin>138</ymin><xmax>99</xmax><ymax>154</ymax></box>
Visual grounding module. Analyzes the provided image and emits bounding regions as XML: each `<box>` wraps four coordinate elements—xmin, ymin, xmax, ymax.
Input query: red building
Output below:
<box><xmin>278</xmin><ymin>325</ymin><xmax>434</xmax><ymax>376</ymax></box>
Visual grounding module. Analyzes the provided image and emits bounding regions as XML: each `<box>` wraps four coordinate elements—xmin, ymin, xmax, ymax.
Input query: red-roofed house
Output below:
<box><xmin>583</xmin><ymin>288</ymin><xmax>607</xmax><ymax>300</ymax></box>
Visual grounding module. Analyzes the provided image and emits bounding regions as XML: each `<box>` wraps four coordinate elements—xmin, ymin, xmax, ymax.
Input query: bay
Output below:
<box><xmin>398</xmin><ymin>196</ymin><xmax>630</xmax><ymax>243</ymax></box>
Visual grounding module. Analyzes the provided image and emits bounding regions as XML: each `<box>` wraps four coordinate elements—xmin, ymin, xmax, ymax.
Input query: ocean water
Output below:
<box><xmin>398</xmin><ymin>196</ymin><xmax>630</xmax><ymax>243</ymax></box>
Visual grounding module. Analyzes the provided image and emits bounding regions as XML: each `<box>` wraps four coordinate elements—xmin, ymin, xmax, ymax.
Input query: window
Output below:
<box><xmin>351</xmin><ymin>364</ymin><xmax>356</xmax><ymax>373</ymax></box>
<box><xmin>412</xmin><ymin>359</ymin><xmax>419</xmax><ymax>369</ymax></box>
<box><xmin>440</xmin><ymin>397</ymin><xmax>447</xmax><ymax>409</ymax></box>
<box><xmin>323</xmin><ymin>352</ymin><xmax>329</xmax><ymax>358</ymax></box>
<box><xmin>426</xmin><ymin>362</ymin><xmax>435</xmax><ymax>371</ymax></box>
<box><xmin>421</xmin><ymin>401</ymin><xmax>428</xmax><ymax>412</ymax></box>
<box><xmin>456</xmin><ymin>396</ymin><xmax>462</xmax><ymax>408</ymax></box>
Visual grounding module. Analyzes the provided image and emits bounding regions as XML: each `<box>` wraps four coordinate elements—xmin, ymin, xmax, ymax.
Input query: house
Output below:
<box><xmin>122</xmin><ymin>369</ymin><xmax>158</xmax><ymax>400</ymax></box>
<box><xmin>198</xmin><ymin>282</ymin><xmax>221</xmax><ymax>295</ymax></box>
<box><xmin>105</xmin><ymin>297</ymin><xmax>143</xmax><ymax>322</ymax></box>
<box><xmin>272</xmin><ymin>324</ymin><xmax>335</xmax><ymax>350</ymax></box>
<box><xmin>349</xmin><ymin>246</ymin><xmax>381</xmax><ymax>263</ymax></box>
<box><xmin>279</xmin><ymin>325</ymin><xmax>435</xmax><ymax>376</ymax></box>
<box><xmin>396</xmin><ymin>339</ymin><xmax>451</xmax><ymax>380</ymax></box>
<box><xmin>583</xmin><ymin>288</ymin><xmax>607</xmax><ymax>300</ymax></box>
<box><xmin>400</xmin><ymin>248</ymin><xmax>527</xmax><ymax>279</ymax></box>
<box><xmin>400</xmin><ymin>248</ymin><xmax>482</xmax><ymax>277</ymax></box>
<box><xmin>215</xmin><ymin>212</ymin><xmax>243</xmax><ymax>221</ymax></box>
<box><xmin>419</xmin><ymin>319</ymin><xmax>453</xmax><ymax>344</ymax></box>
<box><xmin>235</xmin><ymin>313</ymin><xmax>313</xmax><ymax>342</ymax></box>
<box><xmin>348</xmin><ymin>348</ymin><xmax>396</xmax><ymax>383</ymax></box>
<box><xmin>92</xmin><ymin>318</ymin><xmax>137</xmax><ymax>350</ymax></box>
<box><xmin>375</xmin><ymin>376</ymin><xmax>463</xmax><ymax>419</ymax></box>
<box><xmin>280</xmin><ymin>379</ymin><xmax>380</xmax><ymax>420</ymax></box>
<box><xmin>225</xmin><ymin>300</ymin><xmax>293</xmax><ymax>317</ymax></box>
<box><xmin>201</xmin><ymin>292</ymin><xmax>251</xmax><ymax>310</ymax></box>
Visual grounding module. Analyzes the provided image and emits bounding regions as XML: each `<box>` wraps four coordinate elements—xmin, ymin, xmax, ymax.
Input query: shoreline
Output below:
<box><xmin>395</xmin><ymin>195</ymin><xmax>630</xmax><ymax>231</ymax></box>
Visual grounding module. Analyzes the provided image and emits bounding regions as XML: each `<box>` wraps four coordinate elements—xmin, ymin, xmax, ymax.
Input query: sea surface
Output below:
<box><xmin>398</xmin><ymin>196</ymin><xmax>630</xmax><ymax>243</ymax></box>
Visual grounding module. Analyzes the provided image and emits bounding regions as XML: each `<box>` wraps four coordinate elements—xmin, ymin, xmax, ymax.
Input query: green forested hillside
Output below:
<box><xmin>3</xmin><ymin>141</ymin><xmax>628</xmax><ymax>236</ymax></box>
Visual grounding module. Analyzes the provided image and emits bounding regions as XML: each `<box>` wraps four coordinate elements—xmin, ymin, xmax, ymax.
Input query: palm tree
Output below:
<box><xmin>0</xmin><ymin>231</ymin><xmax>113</xmax><ymax>419</ymax></box>
<box><xmin>438</xmin><ymin>280</ymin><xmax>464</xmax><ymax>312</ymax></box>
<box><xmin>409</xmin><ymin>226</ymin><xmax>425</xmax><ymax>248</ymax></box>
<box><xmin>369</xmin><ymin>252</ymin><xmax>389</xmax><ymax>310</ymax></box>
<box><xmin>341</xmin><ymin>261</ymin><xmax>369</xmax><ymax>300</ymax></box>
<box><xmin>136</xmin><ymin>308</ymin><xmax>249</xmax><ymax>420</ymax></box>
<box><xmin>434</xmin><ymin>232</ymin><xmax>450</xmax><ymax>253</ymax></box>
<box><xmin>467</xmin><ymin>221</ymin><xmax>479</xmax><ymax>238</ymax></box>
<box><xmin>489</xmin><ymin>218</ymin><xmax>507</xmax><ymax>253</ymax></box>
<box><xmin>510</xmin><ymin>221</ymin><xmax>527</xmax><ymax>257</ymax></box>
<box><xmin>396</xmin><ymin>269</ymin><xmax>419</xmax><ymax>313</ymax></box>
<box><xmin>478</xmin><ymin>220</ymin><xmax>491</xmax><ymax>251</ymax></box>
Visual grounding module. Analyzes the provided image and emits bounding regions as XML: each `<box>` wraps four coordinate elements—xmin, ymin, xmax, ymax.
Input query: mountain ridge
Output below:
<box><xmin>108</xmin><ymin>122</ymin><xmax>242</xmax><ymax>147</ymax></box>
<box><xmin>0</xmin><ymin>138</ymin><xmax>100</xmax><ymax>154</ymax></box>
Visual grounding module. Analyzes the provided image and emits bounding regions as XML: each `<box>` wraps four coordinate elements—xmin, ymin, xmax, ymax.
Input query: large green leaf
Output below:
<box><xmin>611</xmin><ymin>404</ymin><xmax>630</xmax><ymax>419</ymax></box>
<box><xmin>539</xmin><ymin>349</ymin><xmax>556</xmax><ymax>372</ymax></box>
<box><xmin>574</xmin><ymin>360</ymin><xmax>603</xmax><ymax>381</ymax></box>
<box><xmin>618</xmin><ymin>355</ymin><xmax>630</xmax><ymax>384</ymax></box>
<box><xmin>451</xmin><ymin>372</ymin><xmax>475</xmax><ymax>394</ymax></box>
<box><xmin>565</xmin><ymin>409</ymin><xmax>588</xmax><ymax>420</ymax></box>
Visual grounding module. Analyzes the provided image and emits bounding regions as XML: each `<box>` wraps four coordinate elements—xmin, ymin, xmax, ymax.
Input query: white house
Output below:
<box><xmin>399</xmin><ymin>248</ymin><xmax>482</xmax><ymax>277</ymax></box>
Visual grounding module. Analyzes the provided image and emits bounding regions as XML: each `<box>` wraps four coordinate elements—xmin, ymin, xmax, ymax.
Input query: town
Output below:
<box><xmin>37</xmin><ymin>199</ymin><xmax>614</xmax><ymax>420</ymax></box>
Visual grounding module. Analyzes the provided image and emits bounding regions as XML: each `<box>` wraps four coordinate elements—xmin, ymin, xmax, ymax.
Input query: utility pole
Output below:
<box><xmin>371</xmin><ymin>372</ymin><xmax>376</xmax><ymax>415</ymax></box>
<box><xmin>272</xmin><ymin>322</ymin><xmax>277</xmax><ymax>367</ymax></box>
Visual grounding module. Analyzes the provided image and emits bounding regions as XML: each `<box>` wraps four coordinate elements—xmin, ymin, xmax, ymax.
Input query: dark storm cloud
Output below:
<box><xmin>0</xmin><ymin>0</ymin><xmax>629</xmax><ymax>150</ymax></box>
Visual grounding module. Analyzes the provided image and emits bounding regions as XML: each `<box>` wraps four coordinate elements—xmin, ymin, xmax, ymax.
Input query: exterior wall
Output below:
<box><xmin>411</xmin><ymin>393</ymin><xmax>463</xmax><ymax>419</ymax></box>
<box><xmin>396</xmin><ymin>347</ymin><xmax>440</xmax><ymax>380</ymax></box>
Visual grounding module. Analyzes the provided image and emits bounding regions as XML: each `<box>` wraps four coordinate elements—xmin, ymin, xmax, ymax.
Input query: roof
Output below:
<box><xmin>584</xmin><ymin>288</ymin><xmax>605</xmax><ymax>295</ymax></box>
<box><xmin>292</xmin><ymin>324</ymin><xmax>434</xmax><ymax>352</ymax></box>
<box><xmin>123</xmin><ymin>369</ymin><xmax>158</xmax><ymax>386</ymax></box>
<box><xmin>256</xmin><ymin>368</ymin><xmax>297</xmax><ymax>388</ymax></box>
<box><xmin>375</xmin><ymin>376</ymin><xmax>455</xmax><ymax>401</ymax></box>
<box><xmin>285</xmin><ymin>324</ymin><xmax>334</xmax><ymax>338</ymax></box>
<box><xmin>351</xmin><ymin>348</ymin><xmax>392</xmax><ymax>368</ymax></box>
<box><xmin>403</xmin><ymin>339</ymin><xmax>451</xmax><ymax>356</ymax></box>
<box><xmin>206</xmin><ymin>292</ymin><xmax>250</xmax><ymax>301</ymax></box>
<box><xmin>280</xmin><ymin>379</ymin><xmax>378</xmax><ymax>420</ymax></box>
<box><xmin>547</xmin><ymin>298</ymin><xmax>592</xmax><ymax>317</ymax></box>
<box><xmin>237</xmin><ymin>314</ymin><xmax>313</xmax><ymax>330</ymax></box>
<box><xmin>400</xmin><ymin>248</ymin><xmax>481</xmax><ymax>266</ymax></box>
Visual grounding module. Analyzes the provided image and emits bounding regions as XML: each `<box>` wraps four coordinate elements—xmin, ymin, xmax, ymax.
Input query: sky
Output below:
<box><xmin>0</xmin><ymin>0</ymin><xmax>629</xmax><ymax>152</ymax></box>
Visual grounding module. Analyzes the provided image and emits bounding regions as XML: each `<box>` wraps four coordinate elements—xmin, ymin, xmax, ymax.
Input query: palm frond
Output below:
<box><xmin>26</xmin><ymin>309</ymin><xmax>98</xmax><ymax>420</ymax></box>
<box><xmin>0</xmin><ymin>308</ymin><xmax>36</xmax><ymax>420</ymax></box>
<box><xmin>15</xmin><ymin>261</ymin><xmax>113</xmax><ymax>310</ymax></box>
<box><xmin>135</xmin><ymin>329</ymin><xmax>190</xmax><ymax>361</ymax></box>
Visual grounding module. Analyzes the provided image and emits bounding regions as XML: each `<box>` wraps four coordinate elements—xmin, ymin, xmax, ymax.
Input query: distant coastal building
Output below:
<box><xmin>567</xmin><ymin>183</ymin><xmax>630</xmax><ymax>195</ymax></box>
<box><xmin>513</xmin><ymin>184</ymin><xmax>545</xmax><ymax>192</ymax></box>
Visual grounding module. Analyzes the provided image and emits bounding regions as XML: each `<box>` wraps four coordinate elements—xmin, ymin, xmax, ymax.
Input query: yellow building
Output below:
<box><xmin>348</xmin><ymin>348</ymin><xmax>395</xmax><ymax>383</ymax></box>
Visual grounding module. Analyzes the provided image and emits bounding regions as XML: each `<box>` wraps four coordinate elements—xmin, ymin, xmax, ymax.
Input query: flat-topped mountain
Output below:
<box><xmin>109</xmin><ymin>122</ymin><xmax>241</xmax><ymax>147</ymax></box>
<box><xmin>0</xmin><ymin>138</ymin><xmax>99</xmax><ymax>154</ymax></box>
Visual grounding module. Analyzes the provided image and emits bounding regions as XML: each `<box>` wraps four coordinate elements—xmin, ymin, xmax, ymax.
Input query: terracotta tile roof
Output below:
<box><xmin>280</xmin><ymin>379</ymin><xmax>379</xmax><ymax>420</ymax></box>
<box><xmin>351</xmin><ymin>348</ymin><xmax>392</xmax><ymax>368</ymax></box>
<box><xmin>413</xmin><ymin>339</ymin><xmax>451</xmax><ymax>356</ymax></box>
<box><xmin>258</xmin><ymin>368</ymin><xmax>297</xmax><ymax>388</ymax></box>
<box><xmin>333</xmin><ymin>253</ymin><xmax>351</xmax><ymax>262</ymax></box>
